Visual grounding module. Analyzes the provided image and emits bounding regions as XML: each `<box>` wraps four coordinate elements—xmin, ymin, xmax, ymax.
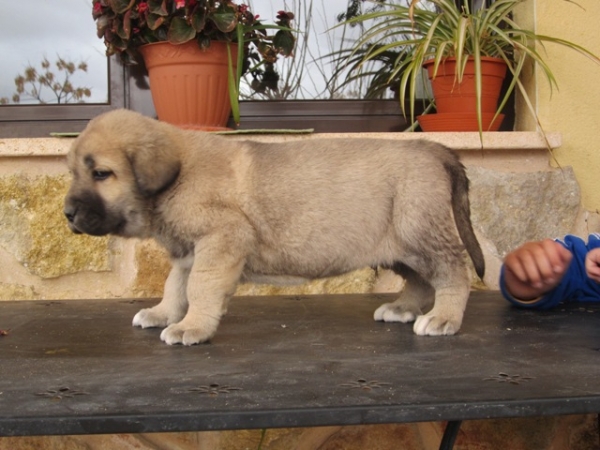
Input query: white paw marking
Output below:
<box><xmin>132</xmin><ymin>308</ymin><xmax>170</xmax><ymax>329</ymax></box>
<box><xmin>413</xmin><ymin>314</ymin><xmax>459</xmax><ymax>336</ymax></box>
<box><xmin>373</xmin><ymin>303</ymin><xmax>419</xmax><ymax>323</ymax></box>
<box><xmin>159</xmin><ymin>316</ymin><xmax>220</xmax><ymax>346</ymax></box>
<box><xmin>160</xmin><ymin>324</ymin><xmax>210</xmax><ymax>346</ymax></box>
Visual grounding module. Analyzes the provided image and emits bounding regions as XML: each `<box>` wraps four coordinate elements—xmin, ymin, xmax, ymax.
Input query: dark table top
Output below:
<box><xmin>1</xmin><ymin>291</ymin><xmax>599</xmax><ymax>437</ymax></box>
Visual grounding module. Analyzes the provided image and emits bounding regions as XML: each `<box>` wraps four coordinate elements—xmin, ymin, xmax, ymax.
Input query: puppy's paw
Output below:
<box><xmin>160</xmin><ymin>317</ymin><xmax>219</xmax><ymax>346</ymax></box>
<box><xmin>413</xmin><ymin>313</ymin><xmax>461</xmax><ymax>336</ymax></box>
<box><xmin>373</xmin><ymin>302</ymin><xmax>422</xmax><ymax>323</ymax></box>
<box><xmin>132</xmin><ymin>307</ymin><xmax>182</xmax><ymax>329</ymax></box>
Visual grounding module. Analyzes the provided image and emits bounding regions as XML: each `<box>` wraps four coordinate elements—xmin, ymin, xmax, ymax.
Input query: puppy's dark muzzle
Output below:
<box><xmin>64</xmin><ymin>204</ymin><xmax>82</xmax><ymax>234</ymax></box>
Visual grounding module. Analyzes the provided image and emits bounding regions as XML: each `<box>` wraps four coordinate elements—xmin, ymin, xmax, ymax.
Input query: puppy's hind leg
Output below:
<box><xmin>132</xmin><ymin>254</ymin><xmax>192</xmax><ymax>329</ymax></box>
<box><xmin>405</xmin><ymin>232</ymin><xmax>471</xmax><ymax>336</ymax></box>
<box><xmin>413</xmin><ymin>258</ymin><xmax>470</xmax><ymax>336</ymax></box>
<box><xmin>374</xmin><ymin>263</ymin><xmax>435</xmax><ymax>324</ymax></box>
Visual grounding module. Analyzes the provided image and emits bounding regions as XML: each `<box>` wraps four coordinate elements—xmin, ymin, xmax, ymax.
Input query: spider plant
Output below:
<box><xmin>329</xmin><ymin>44</ymin><xmax>408</xmax><ymax>100</ymax></box>
<box><xmin>337</xmin><ymin>0</ymin><xmax>600</xmax><ymax>135</ymax></box>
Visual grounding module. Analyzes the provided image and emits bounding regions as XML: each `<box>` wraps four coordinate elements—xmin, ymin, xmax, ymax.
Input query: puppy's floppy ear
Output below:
<box><xmin>128</xmin><ymin>144</ymin><xmax>181</xmax><ymax>197</ymax></box>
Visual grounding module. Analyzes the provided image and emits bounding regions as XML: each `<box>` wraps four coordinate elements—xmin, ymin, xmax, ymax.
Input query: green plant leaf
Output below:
<box><xmin>96</xmin><ymin>15</ymin><xmax>111</xmax><ymax>38</ymax></box>
<box><xmin>147</xmin><ymin>13</ymin><xmax>166</xmax><ymax>32</ymax></box>
<box><xmin>227</xmin><ymin>27</ymin><xmax>242</xmax><ymax>126</ymax></box>
<box><xmin>120</xmin><ymin>9</ymin><xmax>132</xmax><ymax>40</ymax></box>
<box><xmin>198</xmin><ymin>35</ymin><xmax>212</xmax><ymax>49</ymax></box>
<box><xmin>236</xmin><ymin>24</ymin><xmax>244</xmax><ymax>83</ymax></box>
<box><xmin>273</xmin><ymin>30</ymin><xmax>295</xmax><ymax>56</ymax></box>
<box><xmin>108</xmin><ymin>0</ymin><xmax>135</xmax><ymax>14</ymax></box>
<box><xmin>110</xmin><ymin>35</ymin><xmax>128</xmax><ymax>53</ymax></box>
<box><xmin>209</xmin><ymin>11</ymin><xmax>238</xmax><ymax>33</ymax></box>
<box><xmin>149</xmin><ymin>0</ymin><xmax>168</xmax><ymax>16</ymax></box>
<box><xmin>168</xmin><ymin>16</ymin><xmax>196</xmax><ymax>43</ymax></box>
<box><xmin>190</xmin><ymin>7</ymin><xmax>207</xmax><ymax>32</ymax></box>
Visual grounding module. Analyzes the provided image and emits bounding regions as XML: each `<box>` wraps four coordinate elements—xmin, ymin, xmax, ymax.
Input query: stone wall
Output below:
<box><xmin>1</xmin><ymin>132</ymin><xmax>598</xmax><ymax>449</ymax></box>
<box><xmin>3</xmin><ymin>131</ymin><xmax>590</xmax><ymax>301</ymax></box>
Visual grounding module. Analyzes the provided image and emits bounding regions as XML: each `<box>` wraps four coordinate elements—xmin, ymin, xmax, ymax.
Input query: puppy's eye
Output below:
<box><xmin>92</xmin><ymin>170</ymin><xmax>112</xmax><ymax>181</ymax></box>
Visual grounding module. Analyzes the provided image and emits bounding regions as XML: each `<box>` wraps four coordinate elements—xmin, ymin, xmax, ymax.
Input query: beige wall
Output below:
<box><xmin>520</xmin><ymin>0</ymin><xmax>600</xmax><ymax>210</ymax></box>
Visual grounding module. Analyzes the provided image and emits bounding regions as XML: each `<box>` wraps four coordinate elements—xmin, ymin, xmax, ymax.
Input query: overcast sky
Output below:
<box><xmin>0</xmin><ymin>0</ymin><xmax>369</xmax><ymax>104</ymax></box>
<box><xmin>0</xmin><ymin>0</ymin><xmax>108</xmax><ymax>104</ymax></box>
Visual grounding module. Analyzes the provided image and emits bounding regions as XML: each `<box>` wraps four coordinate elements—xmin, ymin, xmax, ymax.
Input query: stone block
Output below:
<box><xmin>468</xmin><ymin>166</ymin><xmax>581</xmax><ymax>257</ymax></box>
<box><xmin>0</xmin><ymin>175</ymin><xmax>112</xmax><ymax>279</ymax></box>
<box><xmin>132</xmin><ymin>239</ymin><xmax>171</xmax><ymax>298</ymax></box>
<box><xmin>0</xmin><ymin>283</ymin><xmax>39</xmax><ymax>301</ymax></box>
<box><xmin>235</xmin><ymin>268</ymin><xmax>376</xmax><ymax>296</ymax></box>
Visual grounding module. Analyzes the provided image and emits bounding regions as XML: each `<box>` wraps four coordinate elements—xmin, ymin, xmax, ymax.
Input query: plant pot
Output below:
<box><xmin>417</xmin><ymin>112</ymin><xmax>505</xmax><ymax>132</ymax></box>
<box><xmin>139</xmin><ymin>41</ymin><xmax>238</xmax><ymax>131</ymax></box>
<box><xmin>424</xmin><ymin>57</ymin><xmax>507</xmax><ymax>114</ymax></box>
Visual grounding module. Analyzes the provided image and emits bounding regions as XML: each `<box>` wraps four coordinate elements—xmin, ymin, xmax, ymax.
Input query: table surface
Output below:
<box><xmin>1</xmin><ymin>291</ymin><xmax>599</xmax><ymax>437</ymax></box>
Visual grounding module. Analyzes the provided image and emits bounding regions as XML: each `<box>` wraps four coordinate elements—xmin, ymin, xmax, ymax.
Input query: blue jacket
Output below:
<box><xmin>500</xmin><ymin>234</ymin><xmax>600</xmax><ymax>309</ymax></box>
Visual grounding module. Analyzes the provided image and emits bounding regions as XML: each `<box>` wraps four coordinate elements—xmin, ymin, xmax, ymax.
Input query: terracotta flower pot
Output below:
<box><xmin>418</xmin><ymin>57</ymin><xmax>507</xmax><ymax>132</ymax></box>
<box><xmin>139</xmin><ymin>41</ymin><xmax>238</xmax><ymax>131</ymax></box>
<box><xmin>417</xmin><ymin>112</ymin><xmax>505</xmax><ymax>132</ymax></box>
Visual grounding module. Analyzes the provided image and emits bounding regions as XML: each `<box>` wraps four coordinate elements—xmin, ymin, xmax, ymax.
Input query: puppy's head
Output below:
<box><xmin>64</xmin><ymin>109</ymin><xmax>181</xmax><ymax>237</ymax></box>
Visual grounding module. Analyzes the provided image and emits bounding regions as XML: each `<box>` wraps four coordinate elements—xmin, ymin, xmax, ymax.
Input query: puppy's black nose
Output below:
<box><xmin>64</xmin><ymin>205</ymin><xmax>76</xmax><ymax>223</ymax></box>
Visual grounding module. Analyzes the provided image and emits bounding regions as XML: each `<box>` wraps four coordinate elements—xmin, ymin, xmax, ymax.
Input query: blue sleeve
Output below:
<box><xmin>500</xmin><ymin>234</ymin><xmax>600</xmax><ymax>309</ymax></box>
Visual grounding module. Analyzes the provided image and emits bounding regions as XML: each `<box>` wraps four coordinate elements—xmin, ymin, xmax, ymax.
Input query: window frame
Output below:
<box><xmin>0</xmin><ymin>0</ymin><xmax>513</xmax><ymax>138</ymax></box>
<box><xmin>228</xmin><ymin>99</ymin><xmax>424</xmax><ymax>133</ymax></box>
<box><xmin>0</xmin><ymin>57</ymin><xmax>127</xmax><ymax>138</ymax></box>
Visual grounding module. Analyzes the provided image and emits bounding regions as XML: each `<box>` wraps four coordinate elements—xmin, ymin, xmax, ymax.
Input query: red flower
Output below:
<box><xmin>277</xmin><ymin>10</ymin><xmax>294</xmax><ymax>21</ymax></box>
<box><xmin>93</xmin><ymin>2</ymin><xmax>103</xmax><ymax>14</ymax></box>
<box><xmin>137</xmin><ymin>2</ymin><xmax>149</xmax><ymax>13</ymax></box>
<box><xmin>175</xmin><ymin>0</ymin><xmax>186</xmax><ymax>8</ymax></box>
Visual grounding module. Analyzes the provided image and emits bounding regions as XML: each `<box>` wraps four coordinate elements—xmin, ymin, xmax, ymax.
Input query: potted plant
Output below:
<box><xmin>336</xmin><ymin>0</ymin><xmax>600</xmax><ymax>134</ymax></box>
<box><xmin>93</xmin><ymin>0</ymin><xmax>295</xmax><ymax>130</ymax></box>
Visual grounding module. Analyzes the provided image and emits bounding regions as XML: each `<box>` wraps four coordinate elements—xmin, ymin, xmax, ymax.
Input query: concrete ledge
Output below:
<box><xmin>0</xmin><ymin>132</ymin><xmax>562</xmax><ymax>158</ymax></box>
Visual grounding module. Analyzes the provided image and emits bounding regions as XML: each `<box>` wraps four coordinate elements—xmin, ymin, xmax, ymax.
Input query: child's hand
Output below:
<box><xmin>503</xmin><ymin>239</ymin><xmax>573</xmax><ymax>300</ymax></box>
<box><xmin>585</xmin><ymin>248</ymin><xmax>600</xmax><ymax>283</ymax></box>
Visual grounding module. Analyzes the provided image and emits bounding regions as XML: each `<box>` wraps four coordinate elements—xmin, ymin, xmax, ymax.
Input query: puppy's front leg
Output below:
<box><xmin>160</xmin><ymin>231</ymin><xmax>247</xmax><ymax>346</ymax></box>
<box><xmin>132</xmin><ymin>254</ymin><xmax>192</xmax><ymax>328</ymax></box>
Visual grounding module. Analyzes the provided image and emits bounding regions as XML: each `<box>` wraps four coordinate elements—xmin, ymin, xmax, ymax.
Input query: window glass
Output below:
<box><xmin>244</xmin><ymin>0</ymin><xmax>395</xmax><ymax>100</ymax></box>
<box><xmin>0</xmin><ymin>0</ymin><xmax>108</xmax><ymax>105</ymax></box>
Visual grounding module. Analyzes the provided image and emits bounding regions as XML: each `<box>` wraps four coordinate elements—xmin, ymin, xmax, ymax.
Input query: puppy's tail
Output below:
<box><xmin>444</xmin><ymin>155</ymin><xmax>485</xmax><ymax>280</ymax></box>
